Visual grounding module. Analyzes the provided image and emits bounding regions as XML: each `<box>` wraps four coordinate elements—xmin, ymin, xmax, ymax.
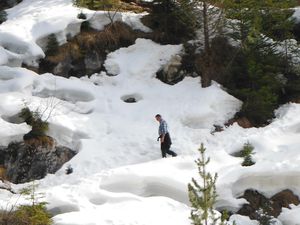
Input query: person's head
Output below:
<box><xmin>155</xmin><ymin>114</ymin><xmax>162</xmax><ymax>122</ymax></box>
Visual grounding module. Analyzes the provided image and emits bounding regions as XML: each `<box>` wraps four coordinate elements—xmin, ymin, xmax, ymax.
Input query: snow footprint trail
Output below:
<box><xmin>45</xmin><ymin>159</ymin><xmax>193</xmax><ymax>225</ymax></box>
<box><xmin>100</xmin><ymin>172</ymin><xmax>189</xmax><ymax>204</ymax></box>
<box><xmin>95</xmin><ymin>157</ymin><xmax>196</xmax><ymax>205</ymax></box>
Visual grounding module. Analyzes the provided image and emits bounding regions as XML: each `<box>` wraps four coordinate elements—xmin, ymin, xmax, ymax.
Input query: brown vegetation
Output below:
<box><xmin>24</xmin><ymin>136</ymin><xmax>55</xmax><ymax>149</ymax></box>
<box><xmin>0</xmin><ymin>165</ymin><xmax>7</xmax><ymax>181</ymax></box>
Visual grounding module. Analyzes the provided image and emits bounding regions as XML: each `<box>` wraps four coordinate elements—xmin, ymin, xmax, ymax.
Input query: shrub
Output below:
<box><xmin>223</xmin><ymin>38</ymin><xmax>286</xmax><ymax>127</ymax></box>
<box><xmin>13</xmin><ymin>204</ymin><xmax>52</xmax><ymax>225</ymax></box>
<box><xmin>142</xmin><ymin>0</ymin><xmax>197</xmax><ymax>44</ymax></box>
<box><xmin>19</xmin><ymin>107</ymin><xmax>49</xmax><ymax>138</ymax></box>
<box><xmin>233</xmin><ymin>142</ymin><xmax>255</xmax><ymax>167</ymax></box>
<box><xmin>237</xmin><ymin>87</ymin><xmax>278</xmax><ymax>126</ymax></box>
<box><xmin>292</xmin><ymin>22</ymin><xmax>300</xmax><ymax>42</ymax></box>
<box><xmin>0</xmin><ymin>10</ymin><xmax>7</xmax><ymax>24</ymax></box>
<box><xmin>0</xmin><ymin>182</ymin><xmax>52</xmax><ymax>225</ymax></box>
<box><xmin>45</xmin><ymin>34</ymin><xmax>59</xmax><ymax>56</ymax></box>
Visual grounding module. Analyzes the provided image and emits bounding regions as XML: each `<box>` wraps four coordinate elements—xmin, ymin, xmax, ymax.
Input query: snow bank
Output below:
<box><xmin>1</xmin><ymin>1</ymin><xmax>300</xmax><ymax>225</ymax></box>
<box><xmin>0</xmin><ymin>0</ymin><xmax>150</xmax><ymax>67</ymax></box>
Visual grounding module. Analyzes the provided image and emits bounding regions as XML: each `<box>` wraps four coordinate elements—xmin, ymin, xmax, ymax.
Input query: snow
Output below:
<box><xmin>0</xmin><ymin>1</ymin><xmax>300</xmax><ymax>225</ymax></box>
<box><xmin>0</xmin><ymin>0</ymin><xmax>150</xmax><ymax>67</ymax></box>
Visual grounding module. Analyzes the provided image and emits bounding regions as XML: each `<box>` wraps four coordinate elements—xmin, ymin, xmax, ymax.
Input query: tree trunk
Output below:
<box><xmin>203</xmin><ymin>2</ymin><xmax>210</xmax><ymax>52</ymax></box>
<box><xmin>201</xmin><ymin>60</ymin><xmax>212</xmax><ymax>87</ymax></box>
<box><xmin>201</xmin><ymin>1</ymin><xmax>212</xmax><ymax>87</ymax></box>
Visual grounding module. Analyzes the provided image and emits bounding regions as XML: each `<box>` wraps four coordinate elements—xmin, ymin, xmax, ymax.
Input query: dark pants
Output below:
<box><xmin>160</xmin><ymin>133</ymin><xmax>177</xmax><ymax>158</ymax></box>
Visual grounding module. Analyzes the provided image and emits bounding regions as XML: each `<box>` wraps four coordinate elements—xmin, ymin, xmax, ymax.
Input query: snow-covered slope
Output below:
<box><xmin>1</xmin><ymin>1</ymin><xmax>300</xmax><ymax>225</ymax></box>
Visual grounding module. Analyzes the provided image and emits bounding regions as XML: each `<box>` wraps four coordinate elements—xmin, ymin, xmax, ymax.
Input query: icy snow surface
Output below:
<box><xmin>1</xmin><ymin>1</ymin><xmax>300</xmax><ymax>225</ymax></box>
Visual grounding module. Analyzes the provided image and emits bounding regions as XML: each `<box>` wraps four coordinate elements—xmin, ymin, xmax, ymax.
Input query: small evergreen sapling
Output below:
<box><xmin>45</xmin><ymin>34</ymin><xmax>59</xmax><ymax>56</ymax></box>
<box><xmin>240</xmin><ymin>142</ymin><xmax>255</xmax><ymax>167</ymax></box>
<box><xmin>188</xmin><ymin>143</ymin><xmax>232</xmax><ymax>225</ymax></box>
<box><xmin>15</xmin><ymin>182</ymin><xmax>53</xmax><ymax>225</ymax></box>
<box><xmin>0</xmin><ymin>182</ymin><xmax>53</xmax><ymax>225</ymax></box>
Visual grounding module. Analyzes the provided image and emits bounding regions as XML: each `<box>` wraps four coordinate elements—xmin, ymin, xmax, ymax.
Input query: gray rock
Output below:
<box><xmin>53</xmin><ymin>56</ymin><xmax>72</xmax><ymax>77</ymax></box>
<box><xmin>84</xmin><ymin>51</ymin><xmax>103</xmax><ymax>74</ymax></box>
<box><xmin>156</xmin><ymin>54</ymin><xmax>184</xmax><ymax>84</ymax></box>
<box><xmin>0</xmin><ymin>140</ymin><xmax>76</xmax><ymax>184</ymax></box>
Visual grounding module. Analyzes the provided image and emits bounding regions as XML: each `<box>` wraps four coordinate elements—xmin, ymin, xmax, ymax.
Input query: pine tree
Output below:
<box><xmin>195</xmin><ymin>0</ymin><xmax>225</xmax><ymax>52</ymax></box>
<box><xmin>182</xmin><ymin>0</ymin><xmax>226</xmax><ymax>87</ymax></box>
<box><xmin>222</xmin><ymin>0</ymin><xmax>298</xmax><ymax>126</ymax></box>
<box><xmin>147</xmin><ymin>0</ymin><xmax>197</xmax><ymax>43</ymax></box>
<box><xmin>224</xmin><ymin>0</ymin><xmax>298</xmax><ymax>50</ymax></box>
<box><xmin>188</xmin><ymin>143</ymin><xmax>230</xmax><ymax>225</ymax></box>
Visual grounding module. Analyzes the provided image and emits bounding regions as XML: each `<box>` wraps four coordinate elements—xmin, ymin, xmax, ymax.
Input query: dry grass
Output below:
<box><xmin>118</xmin><ymin>1</ymin><xmax>148</xmax><ymax>13</ymax></box>
<box><xmin>46</xmin><ymin>21</ymin><xmax>138</xmax><ymax>65</ymax></box>
<box><xmin>48</xmin><ymin>21</ymin><xmax>138</xmax><ymax>62</ymax></box>
<box><xmin>24</xmin><ymin>136</ymin><xmax>55</xmax><ymax>149</ymax></box>
<box><xmin>0</xmin><ymin>165</ymin><xmax>7</xmax><ymax>181</ymax></box>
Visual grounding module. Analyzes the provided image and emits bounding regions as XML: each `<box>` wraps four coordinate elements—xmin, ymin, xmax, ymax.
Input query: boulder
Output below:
<box><xmin>53</xmin><ymin>55</ymin><xmax>72</xmax><ymax>77</ymax></box>
<box><xmin>156</xmin><ymin>54</ymin><xmax>184</xmax><ymax>84</ymax></box>
<box><xmin>0</xmin><ymin>140</ymin><xmax>76</xmax><ymax>184</ymax></box>
<box><xmin>226</xmin><ymin>117</ymin><xmax>254</xmax><ymax>129</ymax></box>
<box><xmin>237</xmin><ymin>189</ymin><xmax>269</xmax><ymax>220</ymax></box>
<box><xmin>237</xmin><ymin>189</ymin><xmax>300</xmax><ymax>220</ymax></box>
<box><xmin>84</xmin><ymin>51</ymin><xmax>103</xmax><ymax>74</ymax></box>
<box><xmin>270</xmin><ymin>189</ymin><xmax>300</xmax><ymax>217</ymax></box>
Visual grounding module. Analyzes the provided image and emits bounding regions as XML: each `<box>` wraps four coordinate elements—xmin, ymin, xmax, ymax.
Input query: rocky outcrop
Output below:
<box><xmin>237</xmin><ymin>189</ymin><xmax>300</xmax><ymax>219</ymax></box>
<box><xmin>0</xmin><ymin>139</ymin><xmax>76</xmax><ymax>184</ymax></box>
<box><xmin>226</xmin><ymin>117</ymin><xmax>254</xmax><ymax>128</ymax></box>
<box><xmin>38</xmin><ymin>21</ymin><xmax>139</xmax><ymax>78</ymax></box>
<box><xmin>156</xmin><ymin>54</ymin><xmax>184</xmax><ymax>84</ymax></box>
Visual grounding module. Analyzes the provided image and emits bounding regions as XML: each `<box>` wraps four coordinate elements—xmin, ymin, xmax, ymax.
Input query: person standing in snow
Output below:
<box><xmin>155</xmin><ymin>114</ymin><xmax>177</xmax><ymax>158</ymax></box>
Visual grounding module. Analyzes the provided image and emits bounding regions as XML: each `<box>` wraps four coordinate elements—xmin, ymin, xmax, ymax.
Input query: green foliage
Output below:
<box><xmin>14</xmin><ymin>204</ymin><xmax>52</xmax><ymax>225</ymax></box>
<box><xmin>284</xmin><ymin>72</ymin><xmax>300</xmax><ymax>101</ymax></box>
<box><xmin>188</xmin><ymin>143</ymin><xmax>231</xmax><ymax>225</ymax></box>
<box><xmin>13</xmin><ymin>183</ymin><xmax>52</xmax><ymax>225</ymax></box>
<box><xmin>145</xmin><ymin>0</ymin><xmax>197</xmax><ymax>43</ymax></box>
<box><xmin>224</xmin><ymin>30</ymin><xmax>288</xmax><ymax>126</ymax></box>
<box><xmin>256</xmin><ymin>205</ymin><xmax>276</xmax><ymax>225</ymax></box>
<box><xmin>45</xmin><ymin>34</ymin><xmax>59</xmax><ymax>56</ymax></box>
<box><xmin>224</xmin><ymin>0</ymin><xmax>297</xmax><ymax>44</ymax></box>
<box><xmin>0</xmin><ymin>182</ymin><xmax>52</xmax><ymax>225</ymax></box>
<box><xmin>0</xmin><ymin>10</ymin><xmax>7</xmax><ymax>24</ymax></box>
<box><xmin>19</xmin><ymin>107</ymin><xmax>49</xmax><ymax>137</ymax></box>
<box><xmin>238</xmin><ymin>87</ymin><xmax>278</xmax><ymax>126</ymax></box>
<box><xmin>261</xmin><ymin>9</ymin><xmax>295</xmax><ymax>41</ymax></box>
<box><xmin>233</xmin><ymin>142</ymin><xmax>255</xmax><ymax>167</ymax></box>
<box><xmin>292</xmin><ymin>22</ymin><xmax>300</xmax><ymax>42</ymax></box>
<box><xmin>19</xmin><ymin>107</ymin><xmax>35</xmax><ymax>125</ymax></box>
